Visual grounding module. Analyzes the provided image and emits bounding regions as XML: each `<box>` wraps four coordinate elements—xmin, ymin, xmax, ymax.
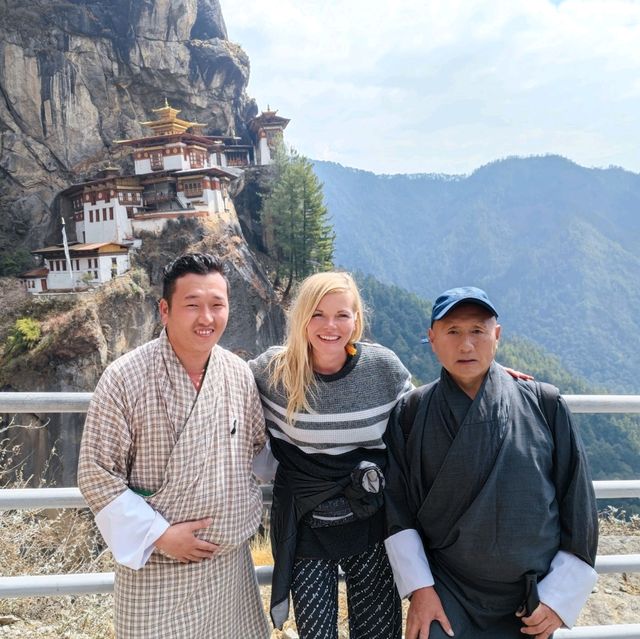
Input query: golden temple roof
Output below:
<box><xmin>137</xmin><ymin>100</ymin><xmax>206</xmax><ymax>137</ymax></box>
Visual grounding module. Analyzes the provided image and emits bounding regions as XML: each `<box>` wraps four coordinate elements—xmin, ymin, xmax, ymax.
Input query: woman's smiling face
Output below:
<box><xmin>306</xmin><ymin>291</ymin><xmax>357</xmax><ymax>362</ymax></box>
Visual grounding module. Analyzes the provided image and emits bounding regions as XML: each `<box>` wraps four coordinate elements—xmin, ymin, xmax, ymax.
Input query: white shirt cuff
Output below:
<box><xmin>253</xmin><ymin>440</ymin><xmax>279</xmax><ymax>483</ymax></box>
<box><xmin>384</xmin><ymin>529</ymin><xmax>434</xmax><ymax>599</ymax></box>
<box><xmin>95</xmin><ymin>489</ymin><xmax>170</xmax><ymax>570</ymax></box>
<box><xmin>538</xmin><ymin>550</ymin><xmax>598</xmax><ymax>628</ymax></box>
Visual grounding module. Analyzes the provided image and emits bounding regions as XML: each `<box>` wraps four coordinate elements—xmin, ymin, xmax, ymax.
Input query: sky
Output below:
<box><xmin>219</xmin><ymin>0</ymin><xmax>640</xmax><ymax>176</ymax></box>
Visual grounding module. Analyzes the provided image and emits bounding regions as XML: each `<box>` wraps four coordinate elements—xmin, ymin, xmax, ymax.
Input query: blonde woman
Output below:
<box><xmin>250</xmin><ymin>271</ymin><xmax>411</xmax><ymax>639</ymax></box>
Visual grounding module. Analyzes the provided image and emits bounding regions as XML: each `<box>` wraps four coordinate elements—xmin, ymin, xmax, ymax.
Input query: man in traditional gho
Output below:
<box><xmin>384</xmin><ymin>287</ymin><xmax>598</xmax><ymax>639</ymax></box>
<box><xmin>78</xmin><ymin>253</ymin><xmax>270</xmax><ymax>639</ymax></box>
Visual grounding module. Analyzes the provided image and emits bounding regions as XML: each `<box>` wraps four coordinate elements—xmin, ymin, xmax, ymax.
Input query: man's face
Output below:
<box><xmin>158</xmin><ymin>272</ymin><xmax>229</xmax><ymax>363</ymax></box>
<box><xmin>428</xmin><ymin>303</ymin><xmax>501</xmax><ymax>397</ymax></box>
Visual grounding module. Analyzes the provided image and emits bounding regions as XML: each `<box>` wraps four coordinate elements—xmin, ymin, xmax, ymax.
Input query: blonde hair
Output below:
<box><xmin>269</xmin><ymin>271</ymin><xmax>365</xmax><ymax>422</ymax></box>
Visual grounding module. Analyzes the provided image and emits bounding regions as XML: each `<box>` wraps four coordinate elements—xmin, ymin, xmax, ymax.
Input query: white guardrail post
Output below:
<box><xmin>1</xmin><ymin>391</ymin><xmax>640</xmax><ymax>639</ymax></box>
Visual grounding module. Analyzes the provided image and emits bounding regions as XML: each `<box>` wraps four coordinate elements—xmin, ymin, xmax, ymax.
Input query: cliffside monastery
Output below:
<box><xmin>20</xmin><ymin>102</ymin><xmax>289</xmax><ymax>294</ymax></box>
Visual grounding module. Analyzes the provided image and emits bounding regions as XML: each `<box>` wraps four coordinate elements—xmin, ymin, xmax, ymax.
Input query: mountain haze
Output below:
<box><xmin>314</xmin><ymin>156</ymin><xmax>640</xmax><ymax>392</ymax></box>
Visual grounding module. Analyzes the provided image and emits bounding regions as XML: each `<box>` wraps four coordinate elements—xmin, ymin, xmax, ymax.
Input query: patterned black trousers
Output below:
<box><xmin>291</xmin><ymin>542</ymin><xmax>402</xmax><ymax>639</ymax></box>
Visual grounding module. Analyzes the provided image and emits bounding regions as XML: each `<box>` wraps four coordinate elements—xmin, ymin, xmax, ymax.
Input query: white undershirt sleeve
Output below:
<box><xmin>384</xmin><ymin>529</ymin><xmax>435</xmax><ymax>599</ymax></box>
<box><xmin>95</xmin><ymin>488</ymin><xmax>170</xmax><ymax>570</ymax></box>
<box><xmin>252</xmin><ymin>439</ymin><xmax>279</xmax><ymax>483</ymax></box>
<box><xmin>538</xmin><ymin>550</ymin><xmax>598</xmax><ymax>628</ymax></box>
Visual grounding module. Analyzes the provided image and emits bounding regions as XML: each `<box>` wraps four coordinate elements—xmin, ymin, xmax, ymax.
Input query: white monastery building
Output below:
<box><xmin>20</xmin><ymin>102</ymin><xmax>289</xmax><ymax>294</ymax></box>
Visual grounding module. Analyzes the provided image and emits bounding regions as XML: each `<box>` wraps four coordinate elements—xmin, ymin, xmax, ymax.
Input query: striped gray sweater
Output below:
<box><xmin>249</xmin><ymin>342</ymin><xmax>413</xmax><ymax>456</ymax></box>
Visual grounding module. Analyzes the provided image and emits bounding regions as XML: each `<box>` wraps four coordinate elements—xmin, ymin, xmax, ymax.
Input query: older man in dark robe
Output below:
<box><xmin>384</xmin><ymin>287</ymin><xmax>598</xmax><ymax>639</ymax></box>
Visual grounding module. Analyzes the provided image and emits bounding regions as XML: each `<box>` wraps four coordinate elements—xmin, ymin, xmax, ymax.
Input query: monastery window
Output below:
<box><xmin>189</xmin><ymin>150</ymin><xmax>203</xmax><ymax>168</ymax></box>
<box><xmin>102</xmin><ymin>208</ymin><xmax>107</xmax><ymax>221</ymax></box>
<box><xmin>150</xmin><ymin>152</ymin><xmax>164</xmax><ymax>171</ymax></box>
<box><xmin>109</xmin><ymin>207</ymin><xmax>114</xmax><ymax>220</ymax></box>
<box><xmin>94</xmin><ymin>271</ymin><xmax>98</xmax><ymax>279</ymax></box>
<box><xmin>75</xmin><ymin>260</ymin><xmax>80</xmax><ymax>270</ymax></box>
<box><xmin>89</xmin><ymin>210</ymin><xmax>94</xmax><ymax>223</ymax></box>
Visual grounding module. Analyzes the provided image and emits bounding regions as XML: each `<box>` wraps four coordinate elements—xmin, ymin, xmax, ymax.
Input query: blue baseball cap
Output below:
<box><xmin>431</xmin><ymin>286</ymin><xmax>498</xmax><ymax>326</ymax></box>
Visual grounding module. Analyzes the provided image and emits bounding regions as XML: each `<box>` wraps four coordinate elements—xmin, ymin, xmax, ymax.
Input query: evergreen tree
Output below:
<box><xmin>261</xmin><ymin>148</ymin><xmax>334</xmax><ymax>294</ymax></box>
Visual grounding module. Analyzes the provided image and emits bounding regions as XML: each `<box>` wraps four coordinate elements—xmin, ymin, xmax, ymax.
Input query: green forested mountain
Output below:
<box><xmin>315</xmin><ymin>156</ymin><xmax>640</xmax><ymax>392</ymax></box>
<box><xmin>357</xmin><ymin>273</ymin><xmax>640</xmax><ymax>481</ymax></box>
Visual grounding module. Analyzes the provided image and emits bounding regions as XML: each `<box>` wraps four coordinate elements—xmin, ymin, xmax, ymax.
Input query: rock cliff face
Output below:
<box><xmin>0</xmin><ymin>0</ymin><xmax>287</xmax><ymax>485</ymax></box>
<box><xmin>0</xmin><ymin>0</ymin><xmax>257</xmax><ymax>263</ymax></box>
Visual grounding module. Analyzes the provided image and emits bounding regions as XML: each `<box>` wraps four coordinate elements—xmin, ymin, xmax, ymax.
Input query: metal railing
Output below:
<box><xmin>1</xmin><ymin>392</ymin><xmax>640</xmax><ymax>638</ymax></box>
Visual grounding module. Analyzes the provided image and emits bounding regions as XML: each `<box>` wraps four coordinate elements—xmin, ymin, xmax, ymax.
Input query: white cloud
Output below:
<box><xmin>220</xmin><ymin>0</ymin><xmax>640</xmax><ymax>174</ymax></box>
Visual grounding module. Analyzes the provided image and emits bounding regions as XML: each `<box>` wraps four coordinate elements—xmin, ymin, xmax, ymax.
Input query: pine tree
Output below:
<box><xmin>261</xmin><ymin>148</ymin><xmax>334</xmax><ymax>295</ymax></box>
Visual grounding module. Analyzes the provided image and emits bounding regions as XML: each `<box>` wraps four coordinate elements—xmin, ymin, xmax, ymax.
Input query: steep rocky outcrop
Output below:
<box><xmin>0</xmin><ymin>0</ymin><xmax>289</xmax><ymax>485</ymax></box>
<box><xmin>0</xmin><ymin>218</ymin><xmax>285</xmax><ymax>486</ymax></box>
<box><xmin>0</xmin><ymin>0</ymin><xmax>258</xmax><ymax>266</ymax></box>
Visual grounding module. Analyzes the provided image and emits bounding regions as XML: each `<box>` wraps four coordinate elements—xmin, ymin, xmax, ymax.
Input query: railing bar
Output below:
<box><xmin>2</xmin><ymin>393</ymin><xmax>640</xmax><ymax>414</ymax></box>
<box><xmin>0</xmin><ymin>486</ymin><xmax>273</xmax><ymax>511</ymax></box>
<box><xmin>593</xmin><ymin>480</ymin><xmax>640</xmax><ymax>499</ymax></box>
<box><xmin>1</xmin><ymin>565</ymin><xmax>639</xmax><ymax>595</ymax></box>
<box><xmin>556</xmin><ymin>625</ymin><xmax>640</xmax><ymax>638</ymax></box>
<box><xmin>564</xmin><ymin>395</ymin><xmax>640</xmax><ymax>413</ymax></box>
<box><xmin>0</xmin><ymin>392</ymin><xmax>92</xmax><ymax>413</ymax></box>
<box><xmin>594</xmin><ymin>554</ymin><xmax>640</xmax><ymax>573</ymax></box>
<box><xmin>0</xmin><ymin>573</ymin><xmax>115</xmax><ymax>597</ymax></box>
<box><xmin>0</xmin><ymin>482</ymin><xmax>635</xmax><ymax>513</ymax></box>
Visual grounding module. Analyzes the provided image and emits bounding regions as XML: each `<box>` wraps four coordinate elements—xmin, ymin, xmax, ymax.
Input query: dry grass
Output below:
<box><xmin>250</xmin><ymin>531</ymin><xmax>274</xmax><ymax>566</ymax></box>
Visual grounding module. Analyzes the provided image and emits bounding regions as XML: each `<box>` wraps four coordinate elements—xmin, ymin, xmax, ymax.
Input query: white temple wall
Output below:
<box><xmin>44</xmin><ymin>267</ymin><xmax>80</xmax><ymax>290</ymax></box>
<box><xmin>258</xmin><ymin>136</ymin><xmax>271</xmax><ymax>165</ymax></box>
<box><xmin>163</xmin><ymin>155</ymin><xmax>188</xmax><ymax>171</ymax></box>
<box><xmin>134</xmin><ymin>158</ymin><xmax>152</xmax><ymax>174</ymax></box>
<box><xmin>23</xmin><ymin>278</ymin><xmax>46</xmax><ymax>294</ymax></box>
<box><xmin>96</xmin><ymin>254</ymin><xmax>130</xmax><ymax>282</ymax></box>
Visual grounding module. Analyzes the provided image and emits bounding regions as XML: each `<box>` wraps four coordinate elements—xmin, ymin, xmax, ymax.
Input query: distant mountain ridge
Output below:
<box><xmin>313</xmin><ymin>155</ymin><xmax>640</xmax><ymax>392</ymax></box>
<box><xmin>357</xmin><ymin>272</ymin><xmax>640</xmax><ymax>483</ymax></box>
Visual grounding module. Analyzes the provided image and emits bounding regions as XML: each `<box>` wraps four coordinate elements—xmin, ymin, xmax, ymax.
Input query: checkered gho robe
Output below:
<box><xmin>78</xmin><ymin>331</ymin><xmax>270</xmax><ymax>638</ymax></box>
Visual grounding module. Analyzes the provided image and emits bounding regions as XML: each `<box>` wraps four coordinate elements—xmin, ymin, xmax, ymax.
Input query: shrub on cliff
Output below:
<box><xmin>3</xmin><ymin>317</ymin><xmax>42</xmax><ymax>356</ymax></box>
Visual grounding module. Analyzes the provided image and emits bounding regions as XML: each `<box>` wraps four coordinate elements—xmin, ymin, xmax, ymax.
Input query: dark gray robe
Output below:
<box><xmin>385</xmin><ymin>363</ymin><xmax>598</xmax><ymax>632</ymax></box>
